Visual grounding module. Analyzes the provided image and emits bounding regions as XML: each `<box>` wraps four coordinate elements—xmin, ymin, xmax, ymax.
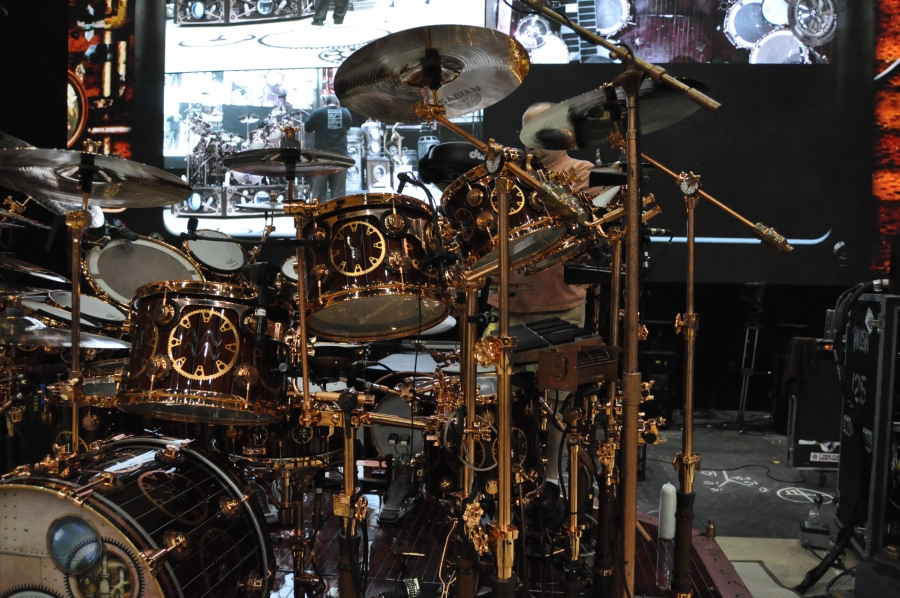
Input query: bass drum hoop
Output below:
<box><xmin>307</xmin><ymin>283</ymin><xmax>451</xmax><ymax>341</ymax></box>
<box><xmin>84</xmin><ymin>236</ymin><xmax>205</xmax><ymax>308</ymax></box>
<box><xmin>121</xmin><ymin>389</ymin><xmax>284</xmax><ymax>425</ymax></box>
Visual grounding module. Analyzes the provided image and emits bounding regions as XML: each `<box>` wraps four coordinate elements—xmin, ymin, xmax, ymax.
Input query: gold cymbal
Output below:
<box><xmin>0</xmin><ymin>148</ymin><xmax>192</xmax><ymax>209</ymax></box>
<box><xmin>519</xmin><ymin>78</ymin><xmax>709</xmax><ymax>151</ymax></box>
<box><xmin>334</xmin><ymin>24</ymin><xmax>530</xmax><ymax>123</ymax></box>
<box><xmin>0</xmin><ymin>315</ymin><xmax>130</xmax><ymax>348</ymax></box>
<box><xmin>222</xmin><ymin>147</ymin><xmax>355</xmax><ymax>177</ymax></box>
<box><xmin>0</xmin><ymin>130</ymin><xmax>33</xmax><ymax>150</ymax></box>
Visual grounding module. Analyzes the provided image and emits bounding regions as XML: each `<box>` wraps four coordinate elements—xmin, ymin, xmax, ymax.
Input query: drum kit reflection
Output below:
<box><xmin>0</xmin><ymin>16</ymin><xmax>788</xmax><ymax>598</ymax></box>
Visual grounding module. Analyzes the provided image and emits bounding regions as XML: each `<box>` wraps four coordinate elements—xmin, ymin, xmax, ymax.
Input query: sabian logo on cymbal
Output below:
<box><xmin>442</xmin><ymin>87</ymin><xmax>482</xmax><ymax>110</ymax></box>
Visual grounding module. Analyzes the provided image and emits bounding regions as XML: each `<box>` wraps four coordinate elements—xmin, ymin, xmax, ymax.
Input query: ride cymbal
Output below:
<box><xmin>519</xmin><ymin>78</ymin><xmax>709</xmax><ymax>151</ymax></box>
<box><xmin>223</xmin><ymin>147</ymin><xmax>355</xmax><ymax>177</ymax></box>
<box><xmin>0</xmin><ymin>148</ymin><xmax>192</xmax><ymax>209</ymax></box>
<box><xmin>334</xmin><ymin>24</ymin><xmax>530</xmax><ymax>123</ymax></box>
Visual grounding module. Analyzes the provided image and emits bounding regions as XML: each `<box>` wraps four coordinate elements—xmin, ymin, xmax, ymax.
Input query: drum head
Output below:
<box><xmin>308</xmin><ymin>295</ymin><xmax>449</xmax><ymax>341</ymax></box>
<box><xmin>370</xmin><ymin>393</ymin><xmax>424</xmax><ymax>457</ymax></box>
<box><xmin>596</xmin><ymin>0</ymin><xmax>631</xmax><ymax>36</ymax></box>
<box><xmin>86</xmin><ymin>238</ymin><xmax>203</xmax><ymax>306</ymax></box>
<box><xmin>48</xmin><ymin>291</ymin><xmax>127</xmax><ymax>324</ymax></box>
<box><xmin>187</xmin><ymin>230</ymin><xmax>245</xmax><ymax>272</ymax></box>
<box><xmin>726</xmin><ymin>0</ymin><xmax>775</xmax><ymax>49</ymax></box>
<box><xmin>750</xmin><ymin>30</ymin><xmax>810</xmax><ymax>64</ymax></box>
<box><xmin>761</xmin><ymin>0</ymin><xmax>789</xmax><ymax>25</ymax></box>
<box><xmin>281</xmin><ymin>256</ymin><xmax>299</xmax><ymax>281</ymax></box>
<box><xmin>472</xmin><ymin>226</ymin><xmax>567</xmax><ymax>270</ymax></box>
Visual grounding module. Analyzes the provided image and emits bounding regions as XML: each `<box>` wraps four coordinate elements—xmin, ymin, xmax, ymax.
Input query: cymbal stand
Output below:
<box><xmin>65</xmin><ymin>154</ymin><xmax>99</xmax><ymax>455</ymax></box>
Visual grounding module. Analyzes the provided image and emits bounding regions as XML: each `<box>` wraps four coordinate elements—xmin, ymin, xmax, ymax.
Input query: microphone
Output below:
<box><xmin>340</xmin><ymin>376</ymin><xmax>394</xmax><ymax>395</ymax></box>
<box><xmin>109</xmin><ymin>223</ymin><xmax>140</xmax><ymax>242</ymax></box>
<box><xmin>537</xmin><ymin>181</ymin><xmax>590</xmax><ymax>227</ymax></box>
<box><xmin>247</xmin><ymin>263</ymin><xmax>272</xmax><ymax>346</ymax></box>
<box><xmin>396</xmin><ymin>171</ymin><xmax>414</xmax><ymax>195</ymax></box>
<box><xmin>187</xmin><ymin>217</ymin><xmax>199</xmax><ymax>236</ymax></box>
<box><xmin>643</xmin><ymin>228</ymin><xmax>672</xmax><ymax>236</ymax></box>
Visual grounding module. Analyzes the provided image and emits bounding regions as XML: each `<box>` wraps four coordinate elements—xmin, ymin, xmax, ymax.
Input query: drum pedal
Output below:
<box><xmin>377</xmin><ymin>471</ymin><xmax>417</xmax><ymax>523</ymax></box>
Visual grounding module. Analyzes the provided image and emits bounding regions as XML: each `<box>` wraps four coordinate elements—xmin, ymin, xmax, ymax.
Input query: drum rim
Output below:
<box><xmin>750</xmin><ymin>29</ymin><xmax>810</xmax><ymax>63</ymax></box>
<box><xmin>594</xmin><ymin>0</ymin><xmax>632</xmax><ymax>37</ymax></box>
<box><xmin>314</xmin><ymin>192</ymin><xmax>431</xmax><ymax>217</ymax></box>
<box><xmin>725</xmin><ymin>0</ymin><xmax>773</xmax><ymax>50</ymax></box>
<box><xmin>84</xmin><ymin>236</ymin><xmax>206</xmax><ymax>308</ymax></box>
<box><xmin>463</xmin><ymin>218</ymin><xmax>568</xmax><ymax>278</ymax></box>
<box><xmin>20</xmin><ymin>297</ymin><xmax>103</xmax><ymax>330</ymax></box>
<box><xmin>307</xmin><ymin>283</ymin><xmax>451</xmax><ymax>341</ymax></box>
<box><xmin>518</xmin><ymin>235</ymin><xmax>591</xmax><ymax>275</ymax></box>
<box><xmin>46</xmin><ymin>290</ymin><xmax>127</xmax><ymax>324</ymax></box>
<box><xmin>132</xmin><ymin>279</ymin><xmax>257</xmax><ymax>303</ymax></box>
<box><xmin>121</xmin><ymin>389</ymin><xmax>283</xmax><ymax>424</ymax></box>
<box><xmin>183</xmin><ymin>229</ymin><xmax>246</xmax><ymax>273</ymax></box>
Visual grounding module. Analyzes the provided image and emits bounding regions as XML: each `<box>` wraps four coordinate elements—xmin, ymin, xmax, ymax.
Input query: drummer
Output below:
<box><xmin>484</xmin><ymin>102</ymin><xmax>602</xmax><ymax>334</ymax></box>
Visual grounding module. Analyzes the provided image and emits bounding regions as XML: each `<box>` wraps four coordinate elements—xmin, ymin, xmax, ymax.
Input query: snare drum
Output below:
<box><xmin>724</xmin><ymin>0</ymin><xmax>777</xmax><ymax>50</ymax></box>
<box><xmin>85</xmin><ymin>236</ymin><xmax>205</xmax><ymax>308</ymax></box>
<box><xmin>442</xmin><ymin>166</ymin><xmax>568</xmax><ymax>278</ymax></box>
<box><xmin>121</xmin><ymin>281</ymin><xmax>287</xmax><ymax>425</ymax></box>
<box><xmin>184</xmin><ymin>229</ymin><xmax>246</xmax><ymax>277</ymax></box>
<box><xmin>750</xmin><ymin>29</ymin><xmax>811</xmax><ymax>64</ymax></box>
<box><xmin>301</xmin><ymin>193</ymin><xmax>451</xmax><ymax>341</ymax></box>
<box><xmin>0</xmin><ymin>437</ymin><xmax>274</xmax><ymax>598</ymax></box>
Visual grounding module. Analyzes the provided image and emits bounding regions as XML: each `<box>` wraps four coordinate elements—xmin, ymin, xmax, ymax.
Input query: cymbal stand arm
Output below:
<box><xmin>461</xmin><ymin>287</ymin><xmax>479</xmax><ymax>498</ymax></box>
<box><xmin>639</xmin><ymin>153</ymin><xmax>792</xmax><ymax>252</ymax></box>
<box><xmin>516</xmin><ymin>0</ymin><xmax>720</xmax><ymax>114</ymax></box>
<box><xmin>288</xmin><ymin>201</ymin><xmax>313</xmax><ymax>414</ymax></box>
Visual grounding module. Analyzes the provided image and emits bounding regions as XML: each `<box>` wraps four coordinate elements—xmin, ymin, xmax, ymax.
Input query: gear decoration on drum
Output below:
<box><xmin>64</xmin><ymin>538</ymin><xmax>144</xmax><ymax>598</ymax></box>
<box><xmin>329</xmin><ymin>220</ymin><xmax>387</xmax><ymax>277</ymax></box>
<box><xmin>0</xmin><ymin>586</ymin><xmax>66</xmax><ymax>598</ymax></box>
<box><xmin>489</xmin><ymin>183</ymin><xmax>527</xmax><ymax>215</ymax></box>
<box><xmin>166</xmin><ymin>308</ymin><xmax>240</xmax><ymax>381</ymax></box>
<box><xmin>137</xmin><ymin>470</ymin><xmax>210</xmax><ymax>525</ymax></box>
<box><xmin>199</xmin><ymin>528</ymin><xmax>243</xmax><ymax>593</ymax></box>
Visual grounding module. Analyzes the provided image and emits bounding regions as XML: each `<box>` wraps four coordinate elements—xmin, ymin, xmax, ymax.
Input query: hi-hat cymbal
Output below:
<box><xmin>334</xmin><ymin>24</ymin><xmax>530</xmax><ymax>123</ymax></box>
<box><xmin>0</xmin><ymin>284</ymin><xmax>55</xmax><ymax>296</ymax></box>
<box><xmin>0</xmin><ymin>256</ymin><xmax>69</xmax><ymax>283</ymax></box>
<box><xmin>223</xmin><ymin>147</ymin><xmax>355</xmax><ymax>177</ymax></box>
<box><xmin>519</xmin><ymin>78</ymin><xmax>709</xmax><ymax>151</ymax></box>
<box><xmin>0</xmin><ymin>315</ymin><xmax>131</xmax><ymax>348</ymax></box>
<box><xmin>0</xmin><ymin>131</ymin><xmax>34</xmax><ymax>150</ymax></box>
<box><xmin>0</xmin><ymin>148</ymin><xmax>192</xmax><ymax>208</ymax></box>
<box><xmin>238</xmin><ymin>113</ymin><xmax>260</xmax><ymax>124</ymax></box>
<box><xmin>0</xmin><ymin>208</ymin><xmax>50</xmax><ymax>229</ymax></box>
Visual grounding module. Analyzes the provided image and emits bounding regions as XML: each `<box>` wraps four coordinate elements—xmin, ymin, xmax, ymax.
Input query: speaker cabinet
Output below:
<box><xmin>346</xmin><ymin>131</ymin><xmax>364</xmax><ymax>193</ymax></box>
<box><xmin>174</xmin><ymin>1</ymin><xmax>228</xmax><ymax>24</ymax></box>
<box><xmin>229</xmin><ymin>0</ymin><xmax>303</xmax><ymax>24</ymax></box>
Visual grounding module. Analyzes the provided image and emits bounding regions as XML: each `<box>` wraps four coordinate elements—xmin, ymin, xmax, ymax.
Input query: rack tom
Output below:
<box><xmin>121</xmin><ymin>281</ymin><xmax>287</xmax><ymax>425</ymax></box>
<box><xmin>301</xmin><ymin>193</ymin><xmax>450</xmax><ymax>341</ymax></box>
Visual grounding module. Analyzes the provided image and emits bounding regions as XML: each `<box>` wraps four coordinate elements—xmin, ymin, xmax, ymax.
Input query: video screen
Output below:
<box><xmin>162</xmin><ymin>1</ymin><xmax>486</xmax><ymax>237</ymax></box>
<box><xmin>497</xmin><ymin>0</ymin><xmax>837</xmax><ymax>65</ymax></box>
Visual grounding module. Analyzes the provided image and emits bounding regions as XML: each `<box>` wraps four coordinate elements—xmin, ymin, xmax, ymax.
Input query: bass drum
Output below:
<box><xmin>85</xmin><ymin>236</ymin><xmax>204</xmax><ymax>309</ymax></box>
<box><xmin>0</xmin><ymin>437</ymin><xmax>274</xmax><ymax>598</ymax></box>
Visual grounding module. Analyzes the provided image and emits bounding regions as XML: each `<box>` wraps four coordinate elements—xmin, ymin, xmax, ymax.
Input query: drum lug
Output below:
<box><xmin>238</xmin><ymin>570</ymin><xmax>267</xmax><ymax>596</ymax></box>
<box><xmin>146</xmin><ymin>356</ymin><xmax>171</xmax><ymax>379</ymax></box>
<box><xmin>219</xmin><ymin>495</ymin><xmax>248</xmax><ymax>521</ymax></box>
<box><xmin>140</xmin><ymin>530</ymin><xmax>190</xmax><ymax>575</ymax></box>
<box><xmin>153</xmin><ymin>301</ymin><xmax>179</xmax><ymax>328</ymax></box>
<box><xmin>155</xmin><ymin>444</ymin><xmax>185</xmax><ymax>465</ymax></box>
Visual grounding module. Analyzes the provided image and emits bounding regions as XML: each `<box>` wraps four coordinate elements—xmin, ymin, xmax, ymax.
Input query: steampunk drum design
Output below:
<box><xmin>0</xmin><ymin>437</ymin><xmax>274</xmax><ymax>598</ymax></box>
<box><xmin>301</xmin><ymin>193</ymin><xmax>451</xmax><ymax>341</ymax></box>
<box><xmin>121</xmin><ymin>282</ymin><xmax>287</xmax><ymax>425</ymax></box>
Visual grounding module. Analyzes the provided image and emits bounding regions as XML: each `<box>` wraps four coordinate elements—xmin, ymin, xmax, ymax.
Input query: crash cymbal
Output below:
<box><xmin>238</xmin><ymin>113</ymin><xmax>260</xmax><ymax>124</ymax></box>
<box><xmin>0</xmin><ymin>148</ymin><xmax>192</xmax><ymax>209</ymax></box>
<box><xmin>519</xmin><ymin>78</ymin><xmax>709</xmax><ymax>151</ymax></box>
<box><xmin>0</xmin><ymin>209</ymin><xmax>50</xmax><ymax>229</ymax></box>
<box><xmin>0</xmin><ymin>131</ymin><xmax>34</xmax><ymax>150</ymax></box>
<box><xmin>223</xmin><ymin>147</ymin><xmax>355</xmax><ymax>177</ymax></box>
<box><xmin>334</xmin><ymin>24</ymin><xmax>530</xmax><ymax>123</ymax></box>
<box><xmin>0</xmin><ymin>256</ymin><xmax>69</xmax><ymax>283</ymax></box>
<box><xmin>0</xmin><ymin>315</ymin><xmax>131</xmax><ymax>348</ymax></box>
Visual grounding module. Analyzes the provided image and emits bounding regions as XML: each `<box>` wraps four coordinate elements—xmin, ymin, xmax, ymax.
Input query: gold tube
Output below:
<box><xmin>606</xmin><ymin>239</ymin><xmax>622</xmax><ymax>409</ymax></box>
<box><xmin>682</xmin><ymin>201</ymin><xmax>697</xmax><ymax>494</ymax></box>
<box><xmin>290</xmin><ymin>187</ymin><xmax>313</xmax><ymax>414</ymax></box>
<box><xmin>568</xmin><ymin>440</ymin><xmax>581</xmax><ymax>561</ymax></box>
<box><xmin>461</xmin><ymin>289</ymin><xmax>479</xmax><ymax>496</ymax></box>
<box><xmin>495</xmin><ymin>176</ymin><xmax>515</xmax><ymax>580</ymax></box>
<box><xmin>619</xmin><ymin>79</ymin><xmax>643</xmax><ymax>598</ymax></box>
<box><xmin>343</xmin><ymin>413</ymin><xmax>356</xmax><ymax>535</ymax></box>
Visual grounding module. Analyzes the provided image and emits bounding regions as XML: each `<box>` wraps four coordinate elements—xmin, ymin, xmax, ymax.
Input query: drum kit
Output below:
<box><xmin>0</xmin><ymin>11</ymin><xmax>794</xmax><ymax>598</ymax></box>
